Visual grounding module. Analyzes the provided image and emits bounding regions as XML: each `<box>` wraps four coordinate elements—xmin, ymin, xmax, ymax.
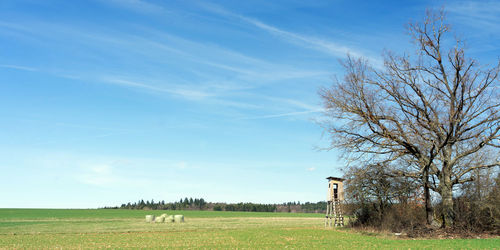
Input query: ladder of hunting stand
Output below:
<box><xmin>325</xmin><ymin>198</ymin><xmax>344</xmax><ymax>227</ymax></box>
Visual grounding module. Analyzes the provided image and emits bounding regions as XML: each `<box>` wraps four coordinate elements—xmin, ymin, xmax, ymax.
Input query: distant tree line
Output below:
<box><xmin>103</xmin><ymin>198</ymin><xmax>327</xmax><ymax>213</ymax></box>
<box><xmin>109</xmin><ymin>198</ymin><xmax>207</xmax><ymax>210</ymax></box>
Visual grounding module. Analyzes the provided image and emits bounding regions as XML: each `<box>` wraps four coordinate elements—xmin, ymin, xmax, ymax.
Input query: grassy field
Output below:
<box><xmin>0</xmin><ymin>209</ymin><xmax>498</xmax><ymax>249</ymax></box>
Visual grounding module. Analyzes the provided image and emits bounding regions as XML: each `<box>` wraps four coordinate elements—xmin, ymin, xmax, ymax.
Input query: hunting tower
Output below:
<box><xmin>325</xmin><ymin>176</ymin><xmax>345</xmax><ymax>227</ymax></box>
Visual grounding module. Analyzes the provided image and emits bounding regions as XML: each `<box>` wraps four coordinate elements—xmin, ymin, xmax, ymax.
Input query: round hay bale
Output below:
<box><xmin>174</xmin><ymin>214</ymin><xmax>184</xmax><ymax>223</ymax></box>
<box><xmin>145</xmin><ymin>215</ymin><xmax>155</xmax><ymax>223</ymax></box>
<box><xmin>155</xmin><ymin>216</ymin><xmax>165</xmax><ymax>223</ymax></box>
<box><xmin>160</xmin><ymin>213</ymin><xmax>167</xmax><ymax>218</ymax></box>
<box><xmin>166</xmin><ymin>215</ymin><xmax>174</xmax><ymax>222</ymax></box>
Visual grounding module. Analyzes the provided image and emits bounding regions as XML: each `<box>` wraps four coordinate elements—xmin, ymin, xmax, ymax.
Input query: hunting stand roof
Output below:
<box><xmin>326</xmin><ymin>176</ymin><xmax>345</xmax><ymax>182</ymax></box>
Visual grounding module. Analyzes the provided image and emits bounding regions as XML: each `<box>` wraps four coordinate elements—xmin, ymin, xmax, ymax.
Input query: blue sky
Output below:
<box><xmin>1</xmin><ymin>0</ymin><xmax>499</xmax><ymax>208</ymax></box>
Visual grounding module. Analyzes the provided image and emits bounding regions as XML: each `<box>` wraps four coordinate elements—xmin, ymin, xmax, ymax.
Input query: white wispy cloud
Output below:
<box><xmin>230</xmin><ymin>94</ymin><xmax>324</xmax><ymax>120</ymax></box>
<box><xmin>0</xmin><ymin>21</ymin><xmax>32</xmax><ymax>32</ymax></box>
<box><xmin>16</xmin><ymin>118</ymin><xmax>138</xmax><ymax>132</ymax></box>
<box><xmin>78</xmin><ymin>163</ymin><xmax>152</xmax><ymax>188</ymax></box>
<box><xmin>31</xmin><ymin>131</ymin><xmax>132</xmax><ymax>147</ymax></box>
<box><xmin>236</xmin><ymin>109</ymin><xmax>323</xmax><ymax>120</ymax></box>
<box><xmin>0</xmin><ymin>64</ymin><xmax>38</xmax><ymax>71</ymax></box>
<box><xmin>136</xmin><ymin>27</ymin><xmax>331</xmax><ymax>83</ymax></box>
<box><xmin>199</xmin><ymin>2</ymin><xmax>382</xmax><ymax>66</ymax></box>
<box><xmin>448</xmin><ymin>1</ymin><xmax>500</xmax><ymax>30</ymax></box>
<box><xmin>175</xmin><ymin>161</ymin><xmax>188</xmax><ymax>169</ymax></box>
<box><xmin>0</xmin><ymin>18</ymin><xmax>329</xmax><ymax>88</ymax></box>
<box><xmin>96</xmin><ymin>0</ymin><xmax>168</xmax><ymax>14</ymax></box>
<box><xmin>261</xmin><ymin>96</ymin><xmax>321</xmax><ymax>111</ymax></box>
<box><xmin>101</xmin><ymin>77</ymin><xmax>213</xmax><ymax>100</ymax></box>
<box><xmin>0</xmin><ymin>11</ymin><xmax>332</xmax><ymax>120</ymax></box>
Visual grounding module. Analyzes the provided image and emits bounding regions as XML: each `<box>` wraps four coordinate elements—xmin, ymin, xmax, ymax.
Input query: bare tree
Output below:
<box><xmin>344</xmin><ymin>162</ymin><xmax>420</xmax><ymax>218</ymax></box>
<box><xmin>319</xmin><ymin>10</ymin><xmax>500</xmax><ymax>228</ymax></box>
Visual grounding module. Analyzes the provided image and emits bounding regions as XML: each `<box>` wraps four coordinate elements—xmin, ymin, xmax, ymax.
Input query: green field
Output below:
<box><xmin>0</xmin><ymin>209</ymin><xmax>497</xmax><ymax>249</ymax></box>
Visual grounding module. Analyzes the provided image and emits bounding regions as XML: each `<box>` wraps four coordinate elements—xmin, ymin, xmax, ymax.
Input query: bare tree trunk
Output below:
<box><xmin>439</xmin><ymin>167</ymin><xmax>454</xmax><ymax>228</ymax></box>
<box><xmin>423</xmin><ymin>169</ymin><xmax>434</xmax><ymax>225</ymax></box>
<box><xmin>475</xmin><ymin>169</ymin><xmax>482</xmax><ymax>202</ymax></box>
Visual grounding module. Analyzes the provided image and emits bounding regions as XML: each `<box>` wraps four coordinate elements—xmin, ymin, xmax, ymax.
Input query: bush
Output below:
<box><xmin>349</xmin><ymin>202</ymin><xmax>426</xmax><ymax>233</ymax></box>
<box><xmin>433</xmin><ymin>196</ymin><xmax>499</xmax><ymax>233</ymax></box>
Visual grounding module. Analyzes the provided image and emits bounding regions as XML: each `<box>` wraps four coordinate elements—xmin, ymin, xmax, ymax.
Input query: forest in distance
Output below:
<box><xmin>103</xmin><ymin>198</ymin><xmax>328</xmax><ymax>213</ymax></box>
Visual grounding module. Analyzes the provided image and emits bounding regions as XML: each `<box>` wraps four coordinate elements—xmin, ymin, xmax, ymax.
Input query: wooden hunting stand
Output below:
<box><xmin>325</xmin><ymin>176</ymin><xmax>345</xmax><ymax>227</ymax></box>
